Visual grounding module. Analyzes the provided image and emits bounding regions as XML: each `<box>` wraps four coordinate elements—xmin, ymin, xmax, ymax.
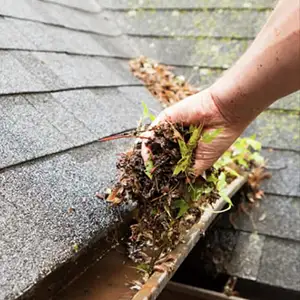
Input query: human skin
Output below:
<box><xmin>142</xmin><ymin>0</ymin><xmax>300</xmax><ymax>175</ymax></box>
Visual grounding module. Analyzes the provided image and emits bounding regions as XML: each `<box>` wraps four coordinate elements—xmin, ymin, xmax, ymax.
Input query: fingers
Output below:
<box><xmin>193</xmin><ymin>153</ymin><xmax>219</xmax><ymax>177</ymax></box>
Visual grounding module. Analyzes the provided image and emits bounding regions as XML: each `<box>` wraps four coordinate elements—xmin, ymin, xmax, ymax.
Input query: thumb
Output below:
<box><xmin>193</xmin><ymin>142</ymin><xmax>221</xmax><ymax>176</ymax></box>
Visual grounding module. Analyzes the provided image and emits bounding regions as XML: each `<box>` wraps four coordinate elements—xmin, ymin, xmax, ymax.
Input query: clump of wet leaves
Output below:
<box><xmin>109</xmin><ymin>122</ymin><xmax>215</xmax><ymax>270</ymax></box>
<box><xmin>129</xmin><ymin>56</ymin><xmax>198</xmax><ymax>106</ymax></box>
<box><xmin>104</xmin><ymin>112</ymin><xmax>265</xmax><ymax>278</ymax></box>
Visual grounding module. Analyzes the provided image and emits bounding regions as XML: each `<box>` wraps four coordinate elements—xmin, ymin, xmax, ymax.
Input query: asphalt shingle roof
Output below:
<box><xmin>0</xmin><ymin>0</ymin><xmax>299</xmax><ymax>299</ymax></box>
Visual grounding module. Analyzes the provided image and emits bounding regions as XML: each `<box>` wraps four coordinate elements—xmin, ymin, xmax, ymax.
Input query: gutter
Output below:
<box><xmin>132</xmin><ymin>175</ymin><xmax>247</xmax><ymax>300</ymax></box>
<box><xmin>56</xmin><ymin>174</ymin><xmax>247</xmax><ymax>299</ymax></box>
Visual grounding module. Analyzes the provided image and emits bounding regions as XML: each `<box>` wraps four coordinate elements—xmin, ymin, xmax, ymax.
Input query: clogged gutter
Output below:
<box><xmin>100</xmin><ymin>57</ymin><xmax>268</xmax><ymax>291</ymax></box>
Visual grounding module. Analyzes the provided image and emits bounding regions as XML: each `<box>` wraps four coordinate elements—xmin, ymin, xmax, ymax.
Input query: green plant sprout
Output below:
<box><xmin>145</xmin><ymin>158</ymin><xmax>154</xmax><ymax>179</ymax></box>
<box><xmin>142</xmin><ymin>101</ymin><xmax>156</xmax><ymax>122</ymax></box>
<box><xmin>173</xmin><ymin>124</ymin><xmax>203</xmax><ymax>175</ymax></box>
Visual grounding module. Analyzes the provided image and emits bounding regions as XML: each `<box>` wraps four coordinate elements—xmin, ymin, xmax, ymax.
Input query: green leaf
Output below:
<box><xmin>246</xmin><ymin>137</ymin><xmax>262</xmax><ymax>151</ymax></box>
<box><xmin>142</xmin><ymin>101</ymin><xmax>156</xmax><ymax>122</ymax></box>
<box><xmin>173</xmin><ymin>157</ymin><xmax>189</xmax><ymax>175</ymax></box>
<box><xmin>73</xmin><ymin>243</ymin><xmax>79</xmax><ymax>253</ymax></box>
<box><xmin>237</xmin><ymin>157</ymin><xmax>249</xmax><ymax>168</ymax></box>
<box><xmin>187</xmin><ymin>125</ymin><xmax>202</xmax><ymax>150</ymax></box>
<box><xmin>151</xmin><ymin>208</ymin><xmax>158</xmax><ymax>216</ymax></box>
<box><xmin>189</xmin><ymin>184</ymin><xmax>203</xmax><ymax>201</ymax></box>
<box><xmin>142</xmin><ymin>100</ymin><xmax>149</xmax><ymax>116</ymax></box>
<box><xmin>145</xmin><ymin>158</ymin><xmax>154</xmax><ymax>179</ymax></box>
<box><xmin>202</xmin><ymin>128</ymin><xmax>223</xmax><ymax>143</ymax></box>
<box><xmin>217</xmin><ymin>172</ymin><xmax>227</xmax><ymax>191</ymax></box>
<box><xmin>178</xmin><ymin>139</ymin><xmax>189</xmax><ymax>157</ymax></box>
<box><xmin>224</xmin><ymin>167</ymin><xmax>240</xmax><ymax>178</ymax></box>
<box><xmin>173</xmin><ymin>199</ymin><xmax>189</xmax><ymax>219</ymax></box>
<box><xmin>149</xmin><ymin>112</ymin><xmax>156</xmax><ymax>122</ymax></box>
<box><xmin>136</xmin><ymin>263</ymin><xmax>151</xmax><ymax>273</ymax></box>
<box><xmin>207</xmin><ymin>173</ymin><xmax>218</xmax><ymax>183</ymax></box>
<box><xmin>219</xmin><ymin>190</ymin><xmax>233</xmax><ymax>207</ymax></box>
<box><xmin>203</xmin><ymin>186</ymin><xmax>214</xmax><ymax>194</ymax></box>
<box><xmin>173</xmin><ymin>125</ymin><xmax>203</xmax><ymax>175</ymax></box>
<box><xmin>250</xmin><ymin>152</ymin><xmax>265</xmax><ymax>164</ymax></box>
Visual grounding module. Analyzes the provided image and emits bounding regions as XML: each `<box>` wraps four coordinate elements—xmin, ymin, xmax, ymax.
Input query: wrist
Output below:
<box><xmin>208</xmin><ymin>50</ymin><xmax>273</xmax><ymax>128</ymax></box>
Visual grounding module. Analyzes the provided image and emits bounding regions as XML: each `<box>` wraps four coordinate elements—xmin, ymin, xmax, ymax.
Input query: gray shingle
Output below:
<box><xmin>0</xmin><ymin>111</ymin><xmax>18</xmax><ymax>167</ymax></box>
<box><xmin>117</xmin><ymin>86</ymin><xmax>163</xmax><ymax>115</ymax></box>
<box><xmin>221</xmin><ymin>195</ymin><xmax>300</xmax><ymax>241</ymax></box>
<box><xmin>0</xmin><ymin>139</ymin><xmax>132</xmax><ymax>300</ymax></box>
<box><xmin>258</xmin><ymin>237</ymin><xmax>300</xmax><ymax>291</ymax></box>
<box><xmin>92</xmin><ymin>34</ymin><xmax>139</xmax><ymax>58</ymax></box>
<box><xmin>116</xmin><ymin>10</ymin><xmax>270</xmax><ymax>38</ymax></box>
<box><xmin>270</xmin><ymin>91</ymin><xmax>300</xmax><ymax>111</ymax></box>
<box><xmin>128</xmin><ymin>37</ymin><xmax>249</xmax><ymax>68</ymax></box>
<box><xmin>53</xmin><ymin>87</ymin><xmax>161</xmax><ymax>136</ymax></box>
<box><xmin>40</xmin><ymin>0</ymin><xmax>101</xmax><ymax>12</ymax></box>
<box><xmin>0</xmin><ymin>0</ymin><xmax>121</xmax><ymax>36</ymax></box>
<box><xmin>0</xmin><ymin>87</ymin><xmax>161</xmax><ymax>169</ymax></box>
<box><xmin>244</xmin><ymin>111</ymin><xmax>300</xmax><ymax>151</ymax></box>
<box><xmin>25</xmin><ymin>93</ymin><xmax>95</xmax><ymax>145</ymax></box>
<box><xmin>226</xmin><ymin>232</ymin><xmax>265</xmax><ymax>280</ymax></box>
<box><xmin>0</xmin><ymin>49</ymin><xmax>137</xmax><ymax>95</ymax></box>
<box><xmin>8</xmin><ymin>18</ymin><xmax>108</xmax><ymax>55</ymax></box>
<box><xmin>0</xmin><ymin>51</ymin><xmax>46</xmax><ymax>95</ymax></box>
<box><xmin>261</xmin><ymin>149</ymin><xmax>300</xmax><ymax>197</ymax></box>
<box><xmin>12</xmin><ymin>51</ymin><xmax>67</xmax><ymax>90</ymax></box>
<box><xmin>0</xmin><ymin>17</ymin><xmax>35</xmax><ymax>49</ymax></box>
<box><xmin>0</xmin><ymin>96</ymin><xmax>72</xmax><ymax>167</ymax></box>
<box><xmin>5</xmin><ymin>17</ymin><xmax>138</xmax><ymax>58</ymax></box>
<box><xmin>102</xmin><ymin>0</ymin><xmax>275</xmax><ymax>9</ymax></box>
<box><xmin>33</xmin><ymin>52</ymin><xmax>138</xmax><ymax>87</ymax></box>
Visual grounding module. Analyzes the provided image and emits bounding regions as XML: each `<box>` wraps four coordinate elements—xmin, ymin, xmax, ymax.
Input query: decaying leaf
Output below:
<box><xmin>129</xmin><ymin>56</ymin><xmax>198</xmax><ymax>106</ymax></box>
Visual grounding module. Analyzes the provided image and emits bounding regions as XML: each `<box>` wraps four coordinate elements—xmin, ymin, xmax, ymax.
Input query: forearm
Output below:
<box><xmin>210</xmin><ymin>0</ymin><xmax>300</xmax><ymax>127</ymax></box>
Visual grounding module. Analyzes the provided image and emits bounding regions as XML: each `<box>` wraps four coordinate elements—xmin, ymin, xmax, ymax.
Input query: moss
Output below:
<box><xmin>254</xmin><ymin>111</ymin><xmax>300</xmax><ymax>146</ymax></box>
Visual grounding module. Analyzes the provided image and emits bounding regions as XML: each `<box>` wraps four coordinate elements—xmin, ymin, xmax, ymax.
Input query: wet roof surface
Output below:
<box><xmin>0</xmin><ymin>0</ymin><xmax>299</xmax><ymax>299</ymax></box>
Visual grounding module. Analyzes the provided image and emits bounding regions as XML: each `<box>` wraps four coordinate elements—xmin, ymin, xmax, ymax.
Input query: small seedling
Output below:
<box><xmin>142</xmin><ymin>101</ymin><xmax>156</xmax><ymax>122</ymax></box>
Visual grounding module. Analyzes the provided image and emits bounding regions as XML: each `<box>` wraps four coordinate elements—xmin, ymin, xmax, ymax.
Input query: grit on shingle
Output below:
<box><xmin>115</xmin><ymin>10</ymin><xmax>270</xmax><ymax>38</ymax></box>
<box><xmin>0</xmin><ymin>0</ymin><xmax>299</xmax><ymax>299</ymax></box>
<box><xmin>0</xmin><ymin>0</ymin><xmax>120</xmax><ymax>35</ymax></box>
<box><xmin>101</xmin><ymin>0</ymin><xmax>276</xmax><ymax>9</ymax></box>
<box><xmin>0</xmin><ymin>87</ymin><xmax>160</xmax><ymax>169</ymax></box>
<box><xmin>258</xmin><ymin>237</ymin><xmax>300</xmax><ymax>291</ymax></box>
<box><xmin>0</xmin><ymin>140</ymin><xmax>132</xmax><ymax>300</ymax></box>
<box><xmin>40</xmin><ymin>0</ymin><xmax>101</xmax><ymax>12</ymax></box>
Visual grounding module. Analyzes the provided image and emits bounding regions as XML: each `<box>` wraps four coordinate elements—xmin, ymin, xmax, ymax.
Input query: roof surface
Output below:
<box><xmin>0</xmin><ymin>0</ymin><xmax>299</xmax><ymax>299</ymax></box>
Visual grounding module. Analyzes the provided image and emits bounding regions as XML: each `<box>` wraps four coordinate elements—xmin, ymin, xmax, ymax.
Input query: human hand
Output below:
<box><xmin>141</xmin><ymin>88</ymin><xmax>249</xmax><ymax>176</ymax></box>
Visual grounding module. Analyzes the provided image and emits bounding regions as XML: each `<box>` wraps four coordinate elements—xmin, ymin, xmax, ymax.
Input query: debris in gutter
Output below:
<box><xmin>98</xmin><ymin>56</ymin><xmax>269</xmax><ymax>288</ymax></box>
<box><xmin>129</xmin><ymin>56</ymin><xmax>199</xmax><ymax>106</ymax></box>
